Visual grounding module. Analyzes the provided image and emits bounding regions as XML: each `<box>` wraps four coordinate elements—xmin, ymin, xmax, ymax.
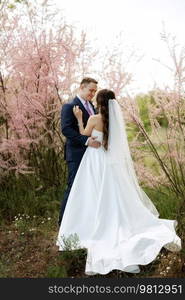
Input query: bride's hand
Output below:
<box><xmin>73</xmin><ymin>106</ymin><xmax>82</xmax><ymax>120</ymax></box>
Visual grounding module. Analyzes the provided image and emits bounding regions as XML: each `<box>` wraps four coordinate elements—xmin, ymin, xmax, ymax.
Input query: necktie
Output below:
<box><xmin>84</xmin><ymin>101</ymin><xmax>93</xmax><ymax>115</ymax></box>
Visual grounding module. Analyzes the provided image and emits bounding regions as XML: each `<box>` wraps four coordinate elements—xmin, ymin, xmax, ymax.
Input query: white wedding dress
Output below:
<box><xmin>56</xmin><ymin>101</ymin><xmax>181</xmax><ymax>275</ymax></box>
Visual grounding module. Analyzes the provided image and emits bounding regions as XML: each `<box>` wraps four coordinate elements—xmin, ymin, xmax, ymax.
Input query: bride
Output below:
<box><xmin>56</xmin><ymin>89</ymin><xmax>181</xmax><ymax>275</ymax></box>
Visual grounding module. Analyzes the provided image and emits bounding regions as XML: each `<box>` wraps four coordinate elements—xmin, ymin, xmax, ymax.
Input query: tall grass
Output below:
<box><xmin>0</xmin><ymin>173</ymin><xmax>66</xmax><ymax>223</ymax></box>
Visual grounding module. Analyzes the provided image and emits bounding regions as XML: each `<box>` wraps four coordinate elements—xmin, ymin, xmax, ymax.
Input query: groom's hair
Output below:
<box><xmin>80</xmin><ymin>77</ymin><xmax>98</xmax><ymax>86</ymax></box>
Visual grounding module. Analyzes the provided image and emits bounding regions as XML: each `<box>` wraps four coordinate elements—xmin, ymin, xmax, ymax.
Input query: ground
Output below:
<box><xmin>0</xmin><ymin>212</ymin><xmax>184</xmax><ymax>278</ymax></box>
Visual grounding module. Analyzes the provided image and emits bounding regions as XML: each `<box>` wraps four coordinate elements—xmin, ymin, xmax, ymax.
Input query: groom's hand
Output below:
<box><xmin>87</xmin><ymin>137</ymin><xmax>101</xmax><ymax>148</ymax></box>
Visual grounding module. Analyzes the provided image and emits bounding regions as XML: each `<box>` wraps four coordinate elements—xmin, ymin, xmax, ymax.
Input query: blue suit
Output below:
<box><xmin>58</xmin><ymin>96</ymin><xmax>96</xmax><ymax>225</ymax></box>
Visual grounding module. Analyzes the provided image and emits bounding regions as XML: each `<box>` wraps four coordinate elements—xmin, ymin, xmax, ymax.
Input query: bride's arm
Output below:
<box><xmin>73</xmin><ymin>106</ymin><xmax>96</xmax><ymax>136</ymax></box>
<box><xmin>78</xmin><ymin>116</ymin><xmax>96</xmax><ymax>136</ymax></box>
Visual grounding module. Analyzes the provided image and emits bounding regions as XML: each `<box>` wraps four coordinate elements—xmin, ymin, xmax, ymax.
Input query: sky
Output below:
<box><xmin>54</xmin><ymin>0</ymin><xmax>185</xmax><ymax>95</ymax></box>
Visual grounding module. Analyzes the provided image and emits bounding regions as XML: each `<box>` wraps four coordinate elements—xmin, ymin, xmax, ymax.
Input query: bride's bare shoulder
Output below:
<box><xmin>89</xmin><ymin>114</ymin><xmax>103</xmax><ymax>130</ymax></box>
<box><xmin>90</xmin><ymin>114</ymin><xmax>102</xmax><ymax>122</ymax></box>
<box><xmin>89</xmin><ymin>114</ymin><xmax>101</xmax><ymax>120</ymax></box>
<box><xmin>93</xmin><ymin>113</ymin><xmax>102</xmax><ymax>119</ymax></box>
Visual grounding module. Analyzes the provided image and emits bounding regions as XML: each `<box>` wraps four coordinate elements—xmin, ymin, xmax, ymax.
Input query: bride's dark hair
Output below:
<box><xmin>96</xmin><ymin>89</ymin><xmax>115</xmax><ymax>150</ymax></box>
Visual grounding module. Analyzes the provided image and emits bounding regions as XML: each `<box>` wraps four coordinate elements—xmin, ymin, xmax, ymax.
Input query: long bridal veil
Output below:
<box><xmin>108</xmin><ymin>99</ymin><xmax>159</xmax><ymax>217</ymax></box>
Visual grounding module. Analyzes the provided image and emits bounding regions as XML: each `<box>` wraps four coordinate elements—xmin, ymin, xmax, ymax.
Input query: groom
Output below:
<box><xmin>58</xmin><ymin>77</ymin><xmax>100</xmax><ymax>226</ymax></box>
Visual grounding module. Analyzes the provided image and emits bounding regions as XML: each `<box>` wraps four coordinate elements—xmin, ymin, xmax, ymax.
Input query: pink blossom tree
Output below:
<box><xmin>0</xmin><ymin>0</ymin><xmax>97</xmax><ymax>187</ymax></box>
<box><xmin>122</xmin><ymin>32</ymin><xmax>185</xmax><ymax>204</ymax></box>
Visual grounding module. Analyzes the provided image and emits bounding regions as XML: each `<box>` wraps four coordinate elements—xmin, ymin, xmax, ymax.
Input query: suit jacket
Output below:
<box><xmin>61</xmin><ymin>96</ymin><xmax>97</xmax><ymax>162</ymax></box>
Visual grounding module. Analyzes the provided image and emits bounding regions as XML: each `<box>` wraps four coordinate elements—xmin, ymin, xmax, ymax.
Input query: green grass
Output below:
<box><xmin>0</xmin><ymin>175</ymin><xmax>65</xmax><ymax>222</ymax></box>
<box><xmin>143</xmin><ymin>186</ymin><xmax>181</xmax><ymax>219</ymax></box>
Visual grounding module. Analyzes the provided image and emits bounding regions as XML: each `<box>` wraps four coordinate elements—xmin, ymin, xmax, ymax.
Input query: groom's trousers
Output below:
<box><xmin>58</xmin><ymin>161</ymin><xmax>81</xmax><ymax>226</ymax></box>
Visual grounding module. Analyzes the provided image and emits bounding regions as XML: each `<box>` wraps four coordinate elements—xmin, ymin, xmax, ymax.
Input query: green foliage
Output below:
<box><xmin>0</xmin><ymin>173</ymin><xmax>65</xmax><ymax>221</ymax></box>
<box><xmin>149</xmin><ymin>93</ymin><xmax>169</xmax><ymax>127</ymax></box>
<box><xmin>5</xmin><ymin>0</ymin><xmax>25</xmax><ymax>10</ymax></box>
<box><xmin>126</xmin><ymin>121</ymin><xmax>140</xmax><ymax>141</ymax></box>
<box><xmin>143</xmin><ymin>186</ymin><xmax>182</xmax><ymax>219</ymax></box>
<box><xmin>47</xmin><ymin>265</ymin><xmax>68</xmax><ymax>278</ymax></box>
<box><xmin>136</xmin><ymin>94</ymin><xmax>152</xmax><ymax>133</ymax></box>
<box><xmin>126</xmin><ymin>93</ymin><xmax>159</xmax><ymax>142</ymax></box>
<box><xmin>0</xmin><ymin>115</ymin><xmax>6</xmax><ymax>126</ymax></box>
<box><xmin>29</xmin><ymin>146</ymin><xmax>67</xmax><ymax>189</ymax></box>
<box><xmin>47</xmin><ymin>236</ymin><xmax>87</xmax><ymax>278</ymax></box>
<box><xmin>7</xmin><ymin>4</ymin><xmax>16</xmax><ymax>9</ymax></box>
<box><xmin>59</xmin><ymin>248</ymin><xmax>87</xmax><ymax>275</ymax></box>
<box><xmin>61</xmin><ymin>233</ymin><xmax>81</xmax><ymax>251</ymax></box>
<box><xmin>0</xmin><ymin>256</ymin><xmax>10</xmax><ymax>278</ymax></box>
<box><xmin>135</xmin><ymin>93</ymin><xmax>169</xmax><ymax>133</ymax></box>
